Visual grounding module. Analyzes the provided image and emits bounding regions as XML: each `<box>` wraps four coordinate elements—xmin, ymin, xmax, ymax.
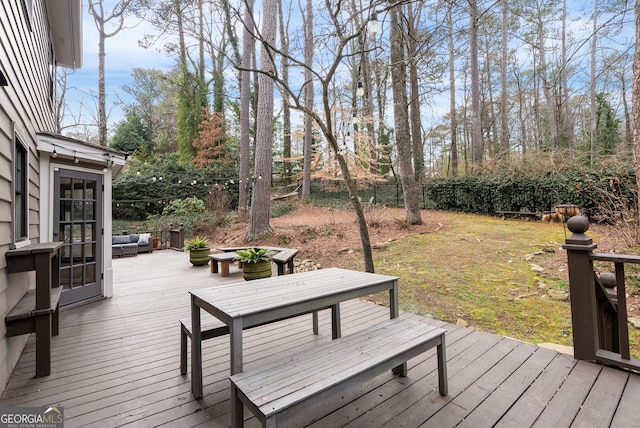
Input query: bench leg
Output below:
<box><xmin>180</xmin><ymin>325</ymin><xmax>188</xmax><ymax>375</ymax></box>
<box><xmin>437</xmin><ymin>336</ymin><xmax>448</xmax><ymax>396</ymax></box>
<box><xmin>34</xmin><ymin>314</ymin><xmax>52</xmax><ymax>377</ymax></box>
<box><xmin>312</xmin><ymin>311</ymin><xmax>319</xmax><ymax>334</ymax></box>
<box><xmin>220</xmin><ymin>261</ymin><xmax>231</xmax><ymax>277</ymax></box>
<box><xmin>211</xmin><ymin>260</ymin><xmax>219</xmax><ymax>274</ymax></box>
<box><xmin>231</xmin><ymin>383</ymin><xmax>244</xmax><ymax>427</ymax></box>
<box><xmin>52</xmin><ymin>304</ymin><xmax>60</xmax><ymax>336</ymax></box>
<box><xmin>276</xmin><ymin>262</ymin><xmax>285</xmax><ymax>276</ymax></box>
<box><xmin>392</xmin><ymin>362</ymin><xmax>408</xmax><ymax>377</ymax></box>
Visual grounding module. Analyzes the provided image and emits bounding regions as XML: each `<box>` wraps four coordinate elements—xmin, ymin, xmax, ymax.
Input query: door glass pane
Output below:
<box><xmin>73</xmin><ymin>201</ymin><xmax>84</xmax><ymax>220</ymax></box>
<box><xmin>60</xmin><ymin>177</ymin><xmax>72</xmax><ymax>198</ymax></box>
<box><xmin>60</xmin><ymin>245</ymin><xmax>71</xmax><ymax>267</ymax></box>
<box><xmin>61</xmin><ymin>201</ymin><xmax>71</xmax><ymax>221</ymax></box>
<box><xmin>72</xmin><ymin>224</ymin><xmax>82</xmax><ymax>243</ymax></box>
<box><xmin>60</xmin><ymin>267</ymin><xmax>71</xmax><ymax>290</ymax></box>
<box><xmin>86</xmin><ymin>180</ymin><xmax>95</xmax><ymax>199</ymax></box>
<box><xmin>72</xmin><ymin>266</ymin><xmax>84</xmax><ymax>287</ymax></box>
<box><xmin>86</xmin><ymin>243</ymin><xmax>95</xmax><ymax>262</ymax></box>
<box><xmin>72</xmin><ymin>180</ymin><xmax>84</xmax><ymax>199</ymax></box>
<box><xmin>60</xmin><ymin>224</ymin><xmax>71</xmax><ymax>243</ymax></box>
<box><xmin>85</xmin><ymin>264</ymin><xmax>95</xmax><ymax>284</ymax></box>
<box><xmin>86</xmin><ymin>201</ymin><xmax>95</xmax><ymax>220</ymax></box>
<box><xmin>87</xmin><ymin>223</ymin><xmax>95</xmax><ymax>242</ymax></box>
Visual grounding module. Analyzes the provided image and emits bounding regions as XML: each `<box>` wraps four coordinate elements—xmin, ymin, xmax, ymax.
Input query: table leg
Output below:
<box><xmin>191</xmin><ymin>295</ymin><xmax>203</xmax><ymax>399</ymax></box>
<box><xmin>230</xmin><ymin>318</ymin><xmax>244</xmax><ymax>375</ymax></box>
<box><xmin>331</xmin><ymin>303</ymin><xmax>341</xmax><ymax>339</ymax></box>
<box><xmin>390</xmin><ymin>279</ymin><xmax>399</xmax><ymax>319</ymax></box>
<box><xmin>230</xmin><ymin>317</ymin><xmax>244</xmax><ymax>426</ymax></box>
<box><xmin>389</xmin><ymin>279</ymin><xmax>407</xmax><ymax>375</ymax></box>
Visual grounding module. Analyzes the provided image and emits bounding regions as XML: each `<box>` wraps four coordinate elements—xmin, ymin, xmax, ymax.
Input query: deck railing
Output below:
<box><xmin>564</xmin><ymin>216</ymin><xmax>640</xmax><ymax>371</ymax></box>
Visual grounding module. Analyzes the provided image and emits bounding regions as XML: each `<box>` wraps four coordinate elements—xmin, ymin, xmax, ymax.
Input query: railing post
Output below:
<box><xmin>562</xmin><ymin>216</ymin><xmax>598</xmax><ymax>361</ymax></box>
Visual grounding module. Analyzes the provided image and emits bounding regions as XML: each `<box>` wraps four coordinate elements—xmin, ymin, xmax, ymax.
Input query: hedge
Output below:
<box><xmin>424</xmin><ymin>168</ymin><xmax>637</xmax><ymax>218</ymax></box>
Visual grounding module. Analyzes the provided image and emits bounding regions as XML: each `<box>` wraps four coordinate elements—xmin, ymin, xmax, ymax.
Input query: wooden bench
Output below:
<box><xmin>271</xmin><ymin>248</ymin><xmax>298</xmax><ymax>275</ymax></box>
<box><xmin>495</xmin><ymin>210</ymin><xmax>540</xmax><ymax>220</ymax></box>
<box><xmin>179</xmin><ymin>306</ymin><xmax>334</xmax><ymax>374</ymax></box>
<box><xmin>180</xmin><ymin>317</ymin><xmax>228</xmax><ymax>374</ymax></box>
<box><xmin>208</xmin><ymin>252</ymin><xmax>240</xmax><ymax>277</ymax></box>
<box><xmin>229</xmin><ymin>318</ymin><xmax>447</xmax><ymax>427</ymax></box>
<box><xmin>4</xmin><ymin>242</ymin><xmax>63</xmax><ymax>377</ymax></box>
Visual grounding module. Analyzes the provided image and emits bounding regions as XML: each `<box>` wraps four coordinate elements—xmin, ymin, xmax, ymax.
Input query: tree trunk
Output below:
<box><xmin>537</xmin><ymin>2</ymin><xmax>558</xmax><ymax>149</ymax></box>
<box><xmin>301</xmin><ymin>0</ymin><xmax>313</xmax><ymax>202</ymax></box>
<box><xmin>390</xmin><ymin>3</ymin><xmax>422</xmax><ymax>225</ymax></box>
<box><xmin>485</xmin><ymin>38</ymin><xmax>498</xmax><ymax>156</ymax></box>
<box><xmin>633</xmin><ymin>0</ymin><xmax>640</xmax><ymax>225</ymax></box>
<box><xmin>500</xmin><ymin>0</ymin><xmax>509</xmax><ymax>157</ymax></box>
<box><xmin>448</xmin><ymin>5</ymin><xmax>458</xmax><ymax>176</ymax></box>
<box><xmin>590</xmin><ymin>0</ymin><xmax>599</xmax><ymax>166</ymax></box>
<box><xmin>407</xmin><ymin>3</ymin><xmax>424</xmax><ymax>183</ymax></box>
<box><xmin>561</xmin><ymin>0</ymin><xmax>573</xmax><ymax>149</ymax></box>
<box><xmin>246</xmin><ymin>0</ymin><xmax>277</xmax><ymax>241</ymax></box>
<box><xmin>469</xmin><ymin>0</ymin><xmax>483</xmax><ymax>171</ymax></box>
<box><xmin>279</xmin><ymin>0</ymin><xmax>291</xmax><ymax>184</ymax></box>
<box><xmin>238</xmin><ymin>0</ymin><xmax>255</xmax><ymax>216</ymax></box>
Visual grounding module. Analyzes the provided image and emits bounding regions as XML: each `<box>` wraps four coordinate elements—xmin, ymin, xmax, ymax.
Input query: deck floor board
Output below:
<box><xmin>2</xmin><ymin>250</ymin><xmax>638</xmax><ymax>427</ymax></box>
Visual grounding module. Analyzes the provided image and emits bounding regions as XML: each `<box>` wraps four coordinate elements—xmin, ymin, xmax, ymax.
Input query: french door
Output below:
<box><xmin>53</xmin><ymin>170</ymin><xmax>103</xmax><ymax>306</ymax></box>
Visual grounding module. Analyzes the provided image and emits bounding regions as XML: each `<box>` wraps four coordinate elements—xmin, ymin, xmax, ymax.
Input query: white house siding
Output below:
<box><xmin>0</xmin><ymin>0</ymin><xmax>58</xmax><ymax>389</ymax></box>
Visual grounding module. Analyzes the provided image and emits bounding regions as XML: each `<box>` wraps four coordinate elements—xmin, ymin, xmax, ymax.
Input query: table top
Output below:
<box><xmin>190</xmin><ymin>268</ymin><xmax>398</xmax><ymax>321</ymax></box>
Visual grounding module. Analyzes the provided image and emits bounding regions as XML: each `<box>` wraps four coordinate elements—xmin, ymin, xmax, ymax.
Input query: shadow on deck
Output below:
<box><xmin>1</xmin><ymin>249</ymin><xmax>638</xmax><ymax>427</ymax></box>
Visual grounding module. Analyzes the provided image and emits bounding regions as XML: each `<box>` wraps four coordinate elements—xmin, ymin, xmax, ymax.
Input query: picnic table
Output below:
<box><xmin>189</xmin><ymin>267</ymin><xmax>400</xmax><ymax>398</ymax></box>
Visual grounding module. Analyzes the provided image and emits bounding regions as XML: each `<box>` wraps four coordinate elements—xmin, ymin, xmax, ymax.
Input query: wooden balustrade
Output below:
<box><xmin>564</xmin><ymin>216</ymin><xmax>640</xmax><ymax>371</ymax></box>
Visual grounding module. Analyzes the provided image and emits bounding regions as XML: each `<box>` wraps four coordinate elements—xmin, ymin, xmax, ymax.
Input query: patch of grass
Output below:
<box><xmin>340</xmin><ymin>212</ymin><xmax>606</xmax><ymax>349</ymax></box>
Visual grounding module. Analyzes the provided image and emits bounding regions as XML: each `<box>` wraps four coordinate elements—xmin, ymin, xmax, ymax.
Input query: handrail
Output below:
<box><xmin>564</xmin><ymin>216</ymin><xmax>640</xmax><ymax>371</ymax></box>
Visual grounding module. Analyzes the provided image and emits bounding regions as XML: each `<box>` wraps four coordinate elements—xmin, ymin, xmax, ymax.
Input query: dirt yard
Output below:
<box><xmin>209</xmin><ymin>203</ymin><xmax>619</xmax><ymax>270</ymax></box>
<box><xmin>209</xmin><ymin>204</ymin><xmax>448</xmax><ymax>268</ymax></box>
<box><xmin>206</xmin><ymin>203</ymin><xmax>639</xmax><ymax>325</ymax></box>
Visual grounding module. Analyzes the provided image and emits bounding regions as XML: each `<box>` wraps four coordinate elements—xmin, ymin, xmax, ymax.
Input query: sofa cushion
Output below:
<box><xmin>137</xmin><ymin>233</ymin><xmax>151</xmax><ymax>245</ymax></box>
<box><xmin>130</xmin><ymin>234</ymin><xmax>139</xmax><ymax>243</ymax></box>
<box><xmin>112</xmin><ymin>235</ymin><xmax>132</xmax><ymax>245</ymax></box>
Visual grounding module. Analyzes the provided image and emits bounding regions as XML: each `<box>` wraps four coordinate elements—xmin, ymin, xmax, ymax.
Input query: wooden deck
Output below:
<box><xmin>1</xmin><ymin>249</ymin><xmax>639</xmax><ymax>427</ymax></box>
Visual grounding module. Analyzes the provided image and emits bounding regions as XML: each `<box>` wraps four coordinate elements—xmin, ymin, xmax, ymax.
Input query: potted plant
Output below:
<box><xmin>184</xmin><ymin>236</ymin><xmax>210</xmax><ymax>266</ymax></box>
<box><xmin>236</xmin><ymin>247</ymin><xmax>273</xmax><ymax>280</ymax></box>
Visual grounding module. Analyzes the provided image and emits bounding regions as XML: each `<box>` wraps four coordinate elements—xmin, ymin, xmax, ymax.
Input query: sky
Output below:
<box><xmin>63</xmin><ymin>0</ymin><xmax>634</xmax><ymax>147</ymax></box>
<box><xmin>63</xmin><ymin>2</ymin><xmax>174</xmax><ymax>134</ymax></box>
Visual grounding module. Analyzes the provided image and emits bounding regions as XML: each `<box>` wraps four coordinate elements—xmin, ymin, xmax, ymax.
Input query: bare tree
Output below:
<box><xmin>633</xmin><ymin>0</ymin><xmax>640</xmax><ymax>221</ymax></box>
<box><xmin>590</xmin><ymin>0</ymin><xmax>599</xmax><ymax>166</ymax></box>
<box><xmin>238</xmin><ymin>0</ymin><xmax>255</xmax><ymax>216</ymax></box>
<box><xmin>246</xmin><ymin>0</ymin><xmax>278</xmax><ymax>241</ymax></box>
<box><xmin>389</xmin><ymin>2</ymin><xmax>422</xmax><ymax>225</ymax></box>
<box><xmin>407</xmin><ymin>2</ymin><xmax>425</xmax><ymax>183</ymax></box>
<box><xmin>469</xmin><ymin>0</ymin><xmax>483</xmax><ymax>170</ymax></box>
<box><xmin>88</xmin><ymin>0</ymin><xmax>138</xmax><ymax>146</ymax></box>
<box><xmin>301</xmin><ymin>0</ymin><xmax>313</xmax><ymax>202</ymax></box>
<box><xmin>279</xmin><ymin>0</ymin><xmax>292</xmax><ymax>184</ymax></box>
<box><xmin>500</xmin><ymin>0</ymin><xmax>509</xmax><ymax>157</ymax></box>
<box><xmin>448</xmin><ymin>3</ymin><xmax>458</xmax><ymax>176</ymax></box>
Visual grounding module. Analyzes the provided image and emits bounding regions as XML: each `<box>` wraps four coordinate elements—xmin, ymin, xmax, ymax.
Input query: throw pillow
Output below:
<box><xmin>138</xmin><ymin>233</ymin><xmax>151</xmax><ymax>245</ymax></box>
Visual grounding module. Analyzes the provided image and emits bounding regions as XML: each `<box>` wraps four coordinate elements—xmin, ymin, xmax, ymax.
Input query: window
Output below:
<box><xmin>48</xmin><ymin>43</ymin><xmax>55</xmax><ymax>106</ymax></box>
<box><xmin>14</xmin><ymin>138</ymin><xmax>28</xmax><ymax>241</ymax></box>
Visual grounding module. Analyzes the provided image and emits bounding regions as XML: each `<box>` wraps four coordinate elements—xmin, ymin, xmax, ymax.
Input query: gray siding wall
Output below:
<box><xmin>1</xmin><ymin>0</ymin><xmax>57</xmax><ymax>389</ymax></box>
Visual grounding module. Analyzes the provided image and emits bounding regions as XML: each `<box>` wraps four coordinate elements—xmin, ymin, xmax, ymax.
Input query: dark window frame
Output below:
<box><xmin>14</xmin><ymin>136</ymin><xmax>28</xmax><ymax>242</ymax></box>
